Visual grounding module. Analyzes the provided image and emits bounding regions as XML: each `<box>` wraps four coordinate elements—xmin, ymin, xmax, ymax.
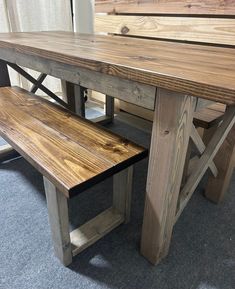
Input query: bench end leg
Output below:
<box><xmin>113</xmin><ymin>166</ymin><xmax>134</xmax><ymax>224</ymax></box>
<box><xmin>44</xmin><ymin>177</ymin><xmax>72</xmax><ymax>266</ymax></box>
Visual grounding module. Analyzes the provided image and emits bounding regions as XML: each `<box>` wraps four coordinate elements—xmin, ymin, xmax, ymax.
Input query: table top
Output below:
<box><xmin>0</xmin><ymin>31</ymin><xmax>235</xmax><ymax>104</ymax></box>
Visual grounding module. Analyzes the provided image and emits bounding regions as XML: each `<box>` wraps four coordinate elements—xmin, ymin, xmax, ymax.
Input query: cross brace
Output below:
<box><xmin>7</xmin><ymin>63</ymin><xmax>69</xmax><ymax>109</ymax></box>
<box><xmin>176</xmin><ymin>105</ymin><xmax>235</xmax><ymax>221</ymax></box>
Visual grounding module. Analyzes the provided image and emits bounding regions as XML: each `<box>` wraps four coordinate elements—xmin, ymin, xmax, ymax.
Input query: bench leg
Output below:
<box><xmin>204</xmin><ymin>124</ymin><xmax>235</xmax><ymax>203</ymax></box>
<box><xmin>113</xmin><ymin>166</ymin><xmax>133</xmax><ymax>224</ymax></box>
<box><xmin>140</xmin><ymin>88</ymin><xmax>196</xmax><ymax>265</ymax></box>
<box><xmin>70</xmin><ymin>168</ymin><xmax>133</xmax><ymax>257</ymax></box>
<box><xmin>43</xmin><ymin>177</ymin><xmax>72</xmax><ymax>266</ymax></box>
<box><xmin>63</xmin><ymin>81</ymin><xmax>86</xmax><ymax>117</ymax></box>
<box><xmin>105</xmin><ymin>95</ymin><xmax>115</xmax><ymax>123</ymax></box>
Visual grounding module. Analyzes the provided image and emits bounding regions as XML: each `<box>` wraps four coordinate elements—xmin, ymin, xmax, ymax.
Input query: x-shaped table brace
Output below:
<box><xmin>176</xmin><ymin>105</ymin><xmax>235</xmax><ymax>221</ymax></box>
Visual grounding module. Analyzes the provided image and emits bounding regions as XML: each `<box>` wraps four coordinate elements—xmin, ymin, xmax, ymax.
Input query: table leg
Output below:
<box><xmin>0</xmin><ymin>60</ymin><xmax>16</xmax><ymax>162</ymax></box>
<box><xmin>141</xmin><ymin>88</ymin><xmax>196</xmax><ymax>265</ymax></box>
<box><xmin>0</xmin><ymin>60</ymin><xmax>11</xmax><ymax>87</ymax></box>
<box><xmin>63</xmin><ymin>81</ymin><xmax>86</xmax><ymax>117</ymax></box>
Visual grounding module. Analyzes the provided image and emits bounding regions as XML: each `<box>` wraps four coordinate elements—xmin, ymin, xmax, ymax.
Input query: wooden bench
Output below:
<box><xmin>0</xmin><ymin>86</ymin><xmax>147</xmax><ymax>266</ymax></box>
<box><xmin>94</xmin><ymin>0</ymin><xmax>235</xmax><ymax>206</ymax></box>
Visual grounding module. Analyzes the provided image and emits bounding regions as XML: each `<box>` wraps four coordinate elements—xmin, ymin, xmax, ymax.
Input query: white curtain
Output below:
<box><xmin>73</xmin><ymin>0</ymin><xmax>94</xmax><ymax>33</ymax></box>
<box><xmin>1</xmin><ymin>0</ymin><xmax>73</xmax><ymax>94</ymax></box>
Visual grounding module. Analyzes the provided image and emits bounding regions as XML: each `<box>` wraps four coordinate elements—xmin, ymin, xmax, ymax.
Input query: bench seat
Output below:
<box><xmin>194</xmin><ymin>103</ymin><xmax>226</xmax><ymax>129</ymax></box>
<box><xmin>0</xmin><ymin>86</ymin><xmax>147</xmax><ymax>198</ymax></box>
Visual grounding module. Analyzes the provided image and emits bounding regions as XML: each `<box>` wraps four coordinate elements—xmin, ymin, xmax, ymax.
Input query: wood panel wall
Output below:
<box><xmin>95</xmin><ymin>0</ymin><xmax>235</xmax><ymax>15</ymax></box>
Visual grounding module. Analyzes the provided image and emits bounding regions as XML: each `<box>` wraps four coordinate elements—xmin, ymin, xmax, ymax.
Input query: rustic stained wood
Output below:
<box><xmin>44</xmin><ymin>177</ymin><xmax>72</xmax><ymax>266</ymax></box>
<box><xmin>64</xmin><ymin>82</ymin><xmax>86</xmax><ymax>117</ymax></box>
<box><xmin>141</xmin><ymin>88</ymin><xmax>196</xmax><ymax>265</ymax></box>
<box><xmin>194</xmin><ymin>103</ymin><xmax>226</xmax><ymax>129</ymax></box>
<box><xmin>95</xmin><ymin>15</ymin><xmax>235</xmax><ymax>46</ymax></box>
<box><xmin>71</xmin><ymin>207</ymin><xmax>124</xmax><ymax>257</ymax></box>
<box><xmin>205</xmin><ymin>123</ymin><xmax>235</xmax><ymax>203</ymax></box>
<box><xmin>0</xmin><ymin>26</ymin><xmax>234</xmax><ymax>267</ymax></box>
<box><xmin>176</xmin><ymin>106</ymin><xmax>235</xmax><ymax>221</ymax></box>
<box><xmin>0</xmin><ymin>59</ymin><xmax>18</xmax><ymax>160</ymax></box>
<box><xmin>190</xmin><ymin>125</ymin><xmax>218</xmax><ymax>177</ymax></box>
<box><xmin>105</xmin><ymin>95</ymin><xmax>115</xmax><ymax>122</ymax></box>
<box><xmin>0</xmin><ymin>46</ymin><xmax>156</xmax><ymax>110</ymax></box>
<box><xmin>0</xmin><ymin>86</ymin><xmax>147</xmax><ymax>198</ymax></box>
<box><xmin>113</xmin><ymin>166</ymin><xmax>133</xmax><ymax>223</ymax></box>
<box><xmin>44</xmin><ymin>165</ymin><xmax>135</xmax><ymax>265</ymax></box>
<box><xmin>0</xmin><ymin>32</ymin><xmax>235</xmax><ymax>104</ymax></box>
<box><xmin>95</xmin><ymin>0</ymin><xmax>235</xmax><ymax>15</ymax></box>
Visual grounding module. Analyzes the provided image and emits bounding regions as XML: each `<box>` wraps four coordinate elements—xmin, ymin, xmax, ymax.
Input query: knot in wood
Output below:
<box><xmin>121</xmin><ymin>26</ymin><xmax>130</xmax><ymax>34</ymax></box>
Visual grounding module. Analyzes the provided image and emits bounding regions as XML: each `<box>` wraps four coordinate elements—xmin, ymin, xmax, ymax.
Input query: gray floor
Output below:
<box><xmin>0</xmin><ymin>117</ymin><xmax>234</xmax><ymax>289</ymax></box>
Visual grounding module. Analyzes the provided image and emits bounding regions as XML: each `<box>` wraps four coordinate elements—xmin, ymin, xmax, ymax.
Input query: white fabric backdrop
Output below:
<box><xmin>1</xmin><ymin>0</ymin><xmax>73</xmax><ymax>93</ymax></box>
<box><xmin>73</xmin><ymin>0</ymin><xmax>94</xmax><ymax>33</ymax></box>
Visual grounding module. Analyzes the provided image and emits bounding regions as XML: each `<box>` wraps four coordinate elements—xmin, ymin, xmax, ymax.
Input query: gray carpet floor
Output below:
<box><xmin>0</xmin><ymin>118</ymin><xmax>234</xmax><ymax>289</ymax></box>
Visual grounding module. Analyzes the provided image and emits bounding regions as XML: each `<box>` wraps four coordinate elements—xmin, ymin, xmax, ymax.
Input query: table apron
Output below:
<box><xmin>0</xmin><ymin>47</ymin><xmax>156</xmax><ymax>110</ymax></box>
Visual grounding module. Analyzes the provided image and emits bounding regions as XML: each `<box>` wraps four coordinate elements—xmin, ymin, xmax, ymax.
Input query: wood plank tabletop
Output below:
<box><xmin>0</xmin><ymin>31</ymin><xmax>235</xmax><ymax>104</ymax></box>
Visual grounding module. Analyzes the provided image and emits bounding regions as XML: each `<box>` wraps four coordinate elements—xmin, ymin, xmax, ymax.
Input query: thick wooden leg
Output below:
<box><xmin>0</xmin><ymin>60</ymin><xmax>16</xmax><ymax>160</ymax></box>
<box><xmin>0</xmin><ymin>60</ymin><xmax>11</xmax><ymax>87</ymax></box>
<box><xmin>205</xmin><ymin>124</ymin><xmax>235</xmax><ymax>203</ymax></box>
<box><xmin>64</xmin><ymin>81</ymin><xmax>86</xmax><ymax>117</ymax></box>
<box><xmin>141</xmin><ymin>88</ymin><xmax>196</xmax><ymax>265</ymax></box>
<box><xmin>90</xmin><ymin>95</ymin><xmax>115</xmax><ymax>125</ymax></box>
<box><xmin>105</xmin><ymin>95</ymin><xmax>115</xmax><ymax>122</ymax></box>
<box><xmin>113</xmin><ymin>166</ymin><xmax>133</xmax><ymax>223</ymax></box>
<box><xmin>43</xmin><ymin>177</ymin><xmax>72</xmax><ymax>266</ymax></box>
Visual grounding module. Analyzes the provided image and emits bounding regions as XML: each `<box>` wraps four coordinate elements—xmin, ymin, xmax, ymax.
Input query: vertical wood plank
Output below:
<box><xmin>113</xmin><ymin>166</ymin><xmax>134</xmax><ymax>223</ymax></box>
<box><xmin>105</xmin><ymin>95</ymin><xmax>115</xmax><ymax>122</ymax></box>
<box><xmin>64</xmin><ymin>81</ymin><xmax>86</xmax><ymax>117</ymax></box>
<box><xmin>141</xmin><ymin>88</ymin><xmax>196</xmax><ymax>265</ymax></box>
<box><xmin>44</xmin><ymin>177</ymin><xmax>72</xmax><ymax>266</ymax></box>
<box><xmin>0</xmin><ymin>60</ymin><xmax>11</xmax><ymax>87</ymax></box>
<box><xmin>205</xmin><ymin>123</ymin><xmax>235</xmax><ymax>203</ymax></box>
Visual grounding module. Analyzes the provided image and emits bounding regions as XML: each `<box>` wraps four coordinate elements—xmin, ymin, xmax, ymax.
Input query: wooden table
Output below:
<box><xmin>0</xmin><ymin>31</ymin><xmax>235</xmax><ymax>265</ymax></box>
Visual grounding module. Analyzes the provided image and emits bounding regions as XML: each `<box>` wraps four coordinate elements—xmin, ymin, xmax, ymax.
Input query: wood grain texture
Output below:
<box><xmin>95</xmin><ymin>0</ymin><xmax>235</xmax><ymax>15</ymax></box>
<box><xmin>0</xmin><ymin>87</ymin><xmax>147</xmax><ymax>198</ymax></box>
<box><xmin>205</xmin><ymin>122</ymin><xmax>235</xmax><ymax>203</ymax></box>
<box><xmin>194</xmin><ymin>103</ymin><xmax>226</xmax><ymax>129</ymax></box>
<box><xmin>190</xmin><ymin>125</ymin><xmax>218</xmax><ymax>177</ymax></box>
<box><xmin>64</xmin><ymin>82</ymin><xmax>86</xmax><ymax>117</ymax></box>
<box><xmin>113</xmin><ymin>166</ymin><xmax>133</xmax><ymax>223</ymax></box>
<box><xmin>44</xmin><ymin>177</ymin><xmax>72</xmax><ymax>266</ymax></box>
<box><xmin>0</xmin><ymin>31</ymin><xmax>235</xmax><ymax>104</ymax></box>
<box><xmin>71</xmin><ymin>207</ymin><xmax>124</xmax><ymax>256</ymax></box>
<box><xmin>0</xmin><ymin>46</ymin><xmax>156</xmax><ymax>110</ymax></box>
<box><xmin>141</xmin><ymin>88</ymin><xmax>196</xmax><ymax>265</ymax></box>
<box><xmin>176</xmin><ymin>105</ymin><xmax>235</xmax><ymax>220</ymax></box>
<box><xmin>95</xmin><ymin>15</ymin><xmax>235</xmax><ymax>46</ymax></box>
